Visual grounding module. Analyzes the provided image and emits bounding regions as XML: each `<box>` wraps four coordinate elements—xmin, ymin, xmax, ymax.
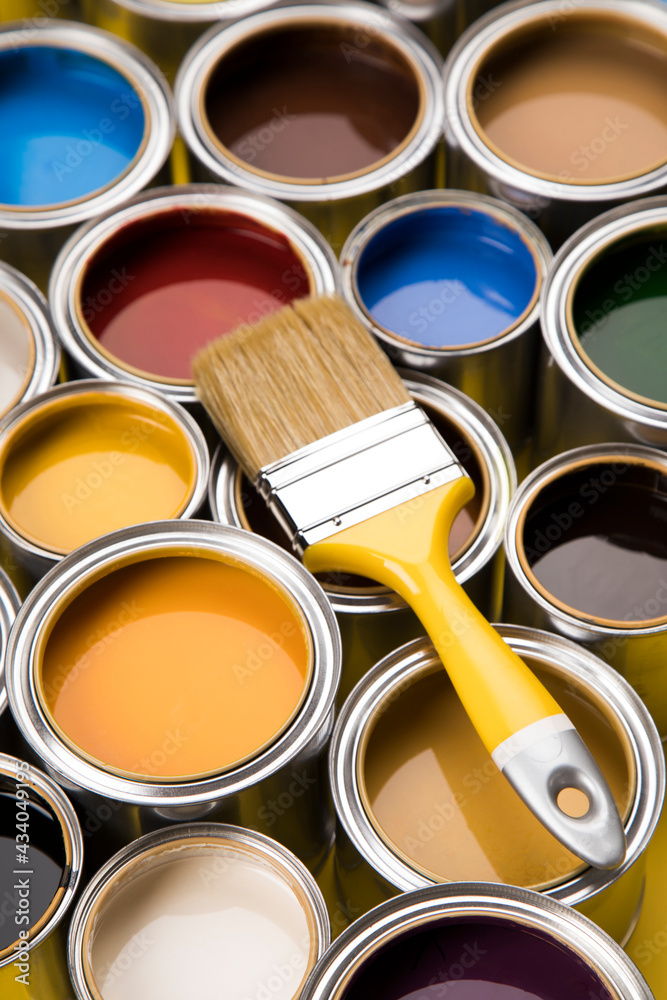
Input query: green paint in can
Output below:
<box><xmin>571</xmin><ymin>229</ymin><xmax>667</xmax><ymax>406</ymax></box>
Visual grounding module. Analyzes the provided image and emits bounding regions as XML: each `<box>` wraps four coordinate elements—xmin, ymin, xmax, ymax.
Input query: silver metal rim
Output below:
<box><xmin>0</xmin><ymin>752</ymin><xmax>83</xmax><ymax>968</ymax></box>
<box><xmin>0</xmin><ymin>379</ymin><xmax>210</xmax><ymax>566</ymax></box>
<box><xmin>541</xmin><ymin>195</ymin><xmax>667</xmax><ymax>426</ymax></box>
<box><xmin>505</xmin><ymin>442</ymin><xmax>667</xmax><ymax>637</ymax></box>
<box><xmin>300</xmin><ymin>881</ymin><xmax>653</xmax><ymax>1000</ymax></box>
<box><xmin>340</xmin><ymin>188</ymin><xmax>553</xmax><ymax>359</ymax></box>
<box><xmin>0</xmin><ymin>20</ymin><xmax>174</xmax><ymax>229</ymax></box>
<box><xmin>209</xmin><ymin>369</ymin><xmax>516</xmax><ymax>614</ymax></box>
<box><xmin>49</xmin><ymin>183</ymin><xmax>339</xmax><ymax>405</ymax></box>
<box><xmin>377</xmin><ymin>0</ymin><xmax>451</xmax><ymax>20</ymax></box>
<box><xmin>0</xmin><ymin>262</ymin><xmax>61</xmax><ymax>412</ymax></box>
<box><xmin>68</xmin><ymin>822</ymin><xmax>331</xmax><ymax>1000</ymax></box>
<box><xmin>88</xmin><ymin>0</ymin><xmax>276</xmax><ymax>20</ymax></box>
<box><xmin>175</xmin><ymin>0</ymin><xmax>445</xmax><ymax>201</ymax></box>
<box><xmin>443</xmin><ymin>0</ymin><xmax>667</xmax><ymax>203</ymax></box>
<box><xmin>6</xmin><ymin>520</ymin><xmax>341</xmax><ymax>805</ymax></box>
<box><xmin>330</xmin><ymin>627</ymin><xmax>664</xmax><ymax>907</ymax></box>
<box><xmin>0</xmin><ymin>573</ymin><xmax>21</xmax><ymax>721</ymax></box>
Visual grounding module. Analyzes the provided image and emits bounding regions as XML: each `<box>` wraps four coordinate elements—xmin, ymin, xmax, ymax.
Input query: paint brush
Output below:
<box><xmin>193</xmin><ymin>294</ymin><xmax>626</xmax><ymax>869</ymax></box>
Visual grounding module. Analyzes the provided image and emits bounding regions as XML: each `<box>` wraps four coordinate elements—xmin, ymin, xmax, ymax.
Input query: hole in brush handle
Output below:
<box><xmin>557</xmin><ymin>788</ymin><xmax>590</xmax><ymax>819</ymax></box>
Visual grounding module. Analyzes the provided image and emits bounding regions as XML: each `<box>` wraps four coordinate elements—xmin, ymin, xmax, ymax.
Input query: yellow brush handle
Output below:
<box><xmin>303</xmin><ymin>478</ymin><xmax>561</xmax><ymax>754</ymax></box>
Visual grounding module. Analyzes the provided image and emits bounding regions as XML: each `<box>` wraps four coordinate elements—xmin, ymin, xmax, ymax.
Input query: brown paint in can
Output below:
<box><xmin>360</xmin><ymin>658</ymin><xmax>633</xmax><ymax>890</ymax></box>
<box><xmin>203</xmin><ymin>25</ymin><xmax>422</xmax><ymax>182</ymax></box>
<box><xmin>473</xmin><ymin>14</ymin><xmax>667</xmax><ymax>185</ymax></box>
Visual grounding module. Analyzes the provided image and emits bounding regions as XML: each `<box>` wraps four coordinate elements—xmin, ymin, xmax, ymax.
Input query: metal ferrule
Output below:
<box><xmin>329</xmin><ymin>627</ymin><xmax>664</xmax><ymax>944</ymax></box>
<box><xmin>443</xmin><ymin>0</ymin><xmax>667</xmax><ymax>249</ymax></box>
<box><xmin>256</xmin><ymin>401</ymin><xmax>466</xmax><ymax>556</ymax></box>
<box><xmin>536</xmin><ymin>196</ymin><xmax>667</xmax><ymax>464</ymax></box>
<box><xmin>0</xmin><ymin>20</ymin><xmax>174</xmax><ymax>291</ymax></box>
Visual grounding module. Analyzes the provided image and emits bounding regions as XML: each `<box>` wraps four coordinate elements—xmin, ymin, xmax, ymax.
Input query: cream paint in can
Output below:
<box><xmin>68</xmin><ymin>824</ymin><xmax>329</xmax><ymax>1000</ymax></box>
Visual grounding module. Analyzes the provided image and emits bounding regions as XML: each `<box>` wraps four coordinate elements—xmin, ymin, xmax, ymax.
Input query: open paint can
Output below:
<box><xmin>340</xmin><ymin>189</ymin><xmax>551</xmax><ymax>459</ymax></box>
<box><xmin>175</xmin><ymin>1</ymin><xmax>444</xmax><ymax>252</ymax></box>
<box><xmin>6</xmin><ymin>520</ymin><xmax>341</xmax><ymax>871</ymax></box>
<box><xmin>299</xmin><ymin>883</ymin><xmax>653</xmax><ymax>1000</ymax></box>
<box><xmin>0</xmin><ymin>380</ymin><xmax>209</xmax><ymax>588</ymax></box>
<box><xmin>80</xmin><ymin>0</ymin><xmax>280</xmax><ymax>82</ymax></box>
<box><xmin>49</xmin><ymin>183</ymin><xmax>338</xmax><ymax>411</ymax></box>
<box><xmin>68</xmin><ymin>822</ymin><xmax>329</xmax><ymax>1000</ymax></box>
<box><xmin>0</xmin><ymin>753</ymin><xmax>83</xmax><ymax>1000</ymax></box>
<box><xmin>504</xmin><ymin>443</ymin><xmax>667</xmax><ymax>738</ymax></box>
<box><xmin>210</xmin><ymin>370</ymin><xmax>515</xmax><ymax>704</ymax></box>
<box><xmin>330</xmin><ymin>626</ymin><xmax>664</xmax><ymax>944</ymax></box>
<box><xmin>0</xmin><ymin>20</ymin><xmax>174</xmax><ymax>291</ymax></box>
<box><xmin>536</xmin><ymin>196</ymin><xmax>667</xmax><ymax>461</ymax></box>
<box><xmin>0</xmin><ymin>261</ymin><xmax>60</xmax><ymax>424</ymax></box>
<box><xmin>443</xmin><ymin>0</ymin><xmax>667</xmax><ymax>248</ymax></box>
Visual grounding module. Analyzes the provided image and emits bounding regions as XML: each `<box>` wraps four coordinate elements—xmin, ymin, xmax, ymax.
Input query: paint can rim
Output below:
<box><xmin>443</xmin><ymin>0</ymin><xmax>667</xmax><ymax>202</ymax></box>
<box><xmin>175</xmin><ymin>0</ymin><xmax>445</xmax><ymax>201</ymax></box>
<box><xmin>504</xmin><ymin>443</ymin><xmax>667</xmax><ymax>634</ymax></box>
<box><xmin>6</xmin><ymin>520</ymin><xmax>341</xmax><ymax>804</ymax></box>
<box><xmin>48</xmin><ymin>183</ymin><xmax>339</xmax><ymax>405</ymax></box>
<box><xmin>67</xmin><ymin>821</ymin><xmax>331</xmax><ymax>1000</ymax></box>
<box><xmin>542</xmin><ymin>195</ymin><xmax>667</xmax><ymax>423</ymax></box>
<box><xmin>0</xmin><ymin>752</ymin><xmax>83</xmax><ymax>967</ymax></box>
<box><xmin>329</xmin><ymin>627</ymin><xmax>664</xmax><ymax>910</ymax></box>
<box><xmin>81</xmin><ymin>0</ymin><xmax>277</xmax><ymax>20</ymax></box>
<box><xmin>0</xmin><ymin>378</ymin><xmax>210</xmax><ymax>565</ymax></box>
<box><xmin>0</xmin><ymin>261</ymin><xmax>60</xmax><ymax>419</ymax></box>
<box><xmin>340</xmin><ymin>188</ymin><xmax>553</xmax><ymax>358</ymax></box>
<box><xmin>299</xmin><ymin>879</ymin><xmax>654</xmax><ymax>1000</ymax></box>
<box><xmin>0</xmin><ymin>19</ymin><xmax>174</xmax><ymax>228</ymax></box>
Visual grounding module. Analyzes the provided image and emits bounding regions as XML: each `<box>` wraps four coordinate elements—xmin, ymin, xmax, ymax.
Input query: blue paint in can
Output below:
<box><xmin>0</xmin><ymin>47</ymin><xmax>145</xmax><ymax>207</ymax></box>
<box><xmin>355</xmin><ymin>206</ymin><xmax>539</xmax><ymax>348</ymax></box>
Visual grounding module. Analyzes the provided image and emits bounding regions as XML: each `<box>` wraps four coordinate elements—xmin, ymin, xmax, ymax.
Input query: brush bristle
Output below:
<box><xmin>192</xmin><ymin>295</ymin><xmax>411</xmax><ymax>481</ymax></box>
